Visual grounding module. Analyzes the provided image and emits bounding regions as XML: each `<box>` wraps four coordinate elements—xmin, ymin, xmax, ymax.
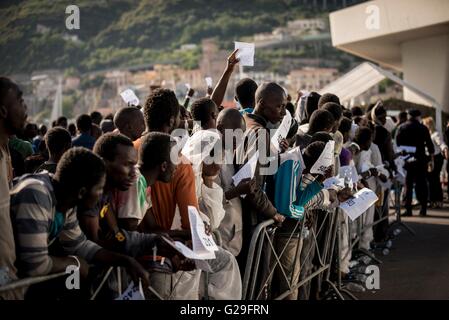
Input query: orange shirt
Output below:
<box><xmin>134</xmin><ymin>137</ymin><xmax>198</xmax><ymax>231</ymax></box>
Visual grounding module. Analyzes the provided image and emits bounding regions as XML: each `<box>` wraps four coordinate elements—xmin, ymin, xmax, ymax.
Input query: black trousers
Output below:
<box><xmin>405</xmin><ymin>161</ymin><xmax>429</xmax><ymax>212</ymax></box>
<box><xmin>427</xmin><ymin>153</ymin><xmax>444</xmax><ymax>202</ymax></box>
<box><xmin>374</xmin><ymin>189</ymin><xmax>390</xmax><ymax>242</ymax></box>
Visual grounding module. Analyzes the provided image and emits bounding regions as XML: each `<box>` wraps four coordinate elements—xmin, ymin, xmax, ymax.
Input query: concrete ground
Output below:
<box><xmin>356</xmin><ymin>207</ymin><xmax>449</xmax><ymax>300</ymax></box>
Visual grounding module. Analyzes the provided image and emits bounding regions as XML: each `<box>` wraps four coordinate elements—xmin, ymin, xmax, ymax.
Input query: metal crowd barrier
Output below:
<box><xmin>242</xmin><ymin>207</ymin><xmax>347</xmax><ymax>300</ymax></box>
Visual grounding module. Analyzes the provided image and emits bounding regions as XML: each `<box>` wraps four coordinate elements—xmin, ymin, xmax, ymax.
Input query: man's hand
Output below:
<box><xmin>315</xmin><ymin>166</ymin><xmax>333</xmax><ymax>183</ymax></box>
<box><xmin>186</xmin><ymin>88</ymin><xmax>195</xmax><ymax>98</ymax></box>
<box><xmin>328</xmin><ymin>189</ymin><xmax>338</xmax><ymax>203</ymax></box>
<box><xmin>379</xmin><ymin>174</ymin><xmax>388</xmax><ymax>183</ymax></box>
<box><xmin>279</xmin><ymin>138</ymin><xmax>289</xmax><ymax>154</ymax></box>
<box><xmin>207</xmin><ymin>86</ymin><xmax>213</xmax><ymax>96</ymax></box>
<box><xmin>295</xmin><ymin>90</ymin><xmax>303</xmax><ymax>104</ymax></box>
<box><xmin>337</xmin><ymin>187</ymin><xmax>354</xmax><ymax>202</ymax></box>
<box><xmin>171</xmin><ymin>255</ymin><xmax>196</xmax><ymax>272</ymax></box>
<box><xmin>235</xmin><ymin>178</ymin><xmax>257</xmax><ymax>196</ymax></box>
<box><xmin>369</xmin><ymin>168</ymin><xmax>379</xmax><ymax>177</ymax></box>
<box><xmin>273</xmin><ymin>213</ymin><xmax>286</xmax><ymax>226</ymax></box>
<box><xmin>125</xmin><ymin>257</ymin><xmax>150</xmax><ymax>287</ymax></box>
<box><xmin>226</xmin><ymin>49</ymin><xmax>239</xmax><ymax>73</ymax></box>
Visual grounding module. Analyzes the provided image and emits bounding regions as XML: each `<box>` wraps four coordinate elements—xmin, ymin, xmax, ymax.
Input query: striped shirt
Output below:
<box><xmin>302</xmin><ymin>174</ymin><xmax>330</xmax><ymax>211</ymax></box>
<box><xmin>10</xmin><ymin>173</ymin><xmax>101</xmax><ymax>277</ymax></box>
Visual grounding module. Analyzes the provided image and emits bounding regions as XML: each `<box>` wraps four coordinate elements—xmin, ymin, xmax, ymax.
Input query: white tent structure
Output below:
<box><xmin>319</xmin><ymin>62</ymin><xmax>443</xmax><ymax>131</ymax></box>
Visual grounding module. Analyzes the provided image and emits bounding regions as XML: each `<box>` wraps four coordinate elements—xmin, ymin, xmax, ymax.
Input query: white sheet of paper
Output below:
<box><xmin>323</xmin><ymin>177</ymin><xmax>345</xmax><ymax>189</ymax></box>
<box><xmin>339</xmin><ymin>188</ymin><xmax>378</xmax><ymax>221</ymax></box>
<box><xmin>310</xmin><ymin>141</ymin><xmax>335</xmax><ymax>174</ymax></box>
<box><xmin>205</xmin><ymin>77</ymin><xmax>213</xmax><ymax>88</ymax></box>
<box><xmin>188</xmin><ymin>206</ymin><xmax>219</xmax><ymax>253</ymax></box>
<box><xmin>398</xmin><ymin>145</ymin><xmax>416</xmax><ymax>154</ymax></box>
<box><xmin>115</xmin><ymin>281</ymin><xmax>145</xmax><ymax>300</ymax></box>
<box><xmin>339</xmin><ymin>165</ymin><xmax>359</xmax><ymax>184</ymax></box>
<box><xmin>185</xmin><ymin>83</ymin><xmax>191</xmax><ymax>90</ymax></box>
<box><xmin>120</xmin><ymin>89</ymin><xmax>140</xmax><ymax>106</ymax></box>
<box><xmin>161</xmin><ymin>236</ymin><xmax>215</xmax><ymax>260</ymax></box>
<box><xmin>280</xmin><ymin>146</ymin><xmax>304</xmax><ymax>168</ymax></box>
<box><xmin>271</xmin><ymin>110</ymin><xmax>292</xmax><ymax>152</ymax></box>
<box><xmin>232</xmin><ymin>151</ymin><xmax>259</xmax><ymax>186</ymax></box>
<box><xmin>234</xmin><ymin>41</ymin><xmax>255</xmax><ymax>67</ymax></box>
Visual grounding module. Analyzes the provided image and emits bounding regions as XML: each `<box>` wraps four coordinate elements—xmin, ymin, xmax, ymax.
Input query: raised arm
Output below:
<box><xmin>210</xmin><ymin>49</ymin><xmax>239</xmax><ymax>108</ymax></box>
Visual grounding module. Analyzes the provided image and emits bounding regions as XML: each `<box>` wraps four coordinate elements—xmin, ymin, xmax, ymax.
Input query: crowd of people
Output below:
<box><xmin>0</xmin><ymin>49</ymin><xmax>446</xmax><ymax>300</ymax></box>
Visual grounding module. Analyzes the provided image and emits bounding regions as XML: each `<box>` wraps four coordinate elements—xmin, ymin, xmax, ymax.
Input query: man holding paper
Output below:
<box><xmin>234</xmin><ymin>82</ymin><xmax>290</xmax><ymax>295</ymax></box>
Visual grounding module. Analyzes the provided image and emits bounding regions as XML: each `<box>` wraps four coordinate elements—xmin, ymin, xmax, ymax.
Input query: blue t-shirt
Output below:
<box><xmin>72</xmin><ymin>133</ymin><xmax>95</xmax><ymax>150</ymax></box>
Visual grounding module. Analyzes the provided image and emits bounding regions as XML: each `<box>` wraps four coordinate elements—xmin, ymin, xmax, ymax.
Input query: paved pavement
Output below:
<box><xmin>356</xmin><ymin>207</ymin><xmax>449</xmax><ymax>300</ymax></box>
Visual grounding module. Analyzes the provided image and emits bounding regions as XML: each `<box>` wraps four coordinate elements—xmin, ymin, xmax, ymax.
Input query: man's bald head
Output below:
<box><xmin>255</xmin><ymin>82</ymin><xmax>285</xmax><ymax>104</ymax></box>
<box><xmin>254</xmin><ymin>82</ymin><xmax>287</xmax><ymax>124</ymax></box>
<box><xmin>114</xmin><ymin>106</ymin><xmax>145</xmax><ymax>141</ymax></box>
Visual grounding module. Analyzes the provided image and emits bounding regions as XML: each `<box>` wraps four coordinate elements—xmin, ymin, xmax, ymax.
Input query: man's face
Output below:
<box><xmin>0</xmin><ymin>88</ymin><xmax>27</xmax><ymax>135</ymax></box>
<box><xmin>360</xmin><ymin>138</ymin><xmax>372</xmax><ymax>151</ymax></box>
<box><xmin>261</xmin><ymin>93</ymin><xmax>287</xmax><ymax>124</ymax></box>
<box><xmin>170</xmin><ymin>111</ymin><xmax>181</xmax><ymax>133</ymax></box>
<box><xmin>206</xmin><ymin>105</ymin><xmax>219</xmax><ymax>130</ymax></box>
<box><xmin>159</xmin><ymin>143</ymin><xmax>178</xmax><ymax>183</ymax></box>
<box><xmin>80</xmin><ymin>174</ymin><xmax>106</xmax><ymax>209</ymax></box>
<box><xmin>106</xmin><ymin>144</ymin><xmax>138</xmax><ymax>191</ymax></box>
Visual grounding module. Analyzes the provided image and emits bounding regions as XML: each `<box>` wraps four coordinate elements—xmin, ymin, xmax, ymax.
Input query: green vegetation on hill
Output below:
<box><xmin>0</xmin><ymin>0</ymin><xmax>366</xmax><ymax>74</ymax></box>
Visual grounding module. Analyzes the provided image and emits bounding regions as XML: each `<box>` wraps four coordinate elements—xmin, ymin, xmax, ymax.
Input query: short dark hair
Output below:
<box><xmin>76</xmin><ymin>114</ymin><xmax>92</xmax><ymax>132</ymax></box>
<box><xmin>56</xmin><ymin>116</ymin><xmax>68</xmax><ymax>126</ymax></box>
<box><xmin>318</xmin><ymin>93</ymin><xmax>340</xmax><ymax>109</ymax></box>
<box><xmin>305</xmin><ymin>92</ymin><xmax>321</xmax><ymax>121</ymax></box>
<box><xmin>311</xmin><ymin>132</ymin><xmax>333</xmax><ymax>144</ymax></box>
<box><xmin>138</xmin><ymin>132</ymin><xmax>173</xmax><ymax>171</ymax></box>
<box><xmin>303</xmin><ymin>141</ymin><xmax>326</xmax><ymax>169</ymax></box>
<box><xmin>235</xmin><ymin>78</ymin><xmax>258</xmax><ymax>107</ymax></box>
<box><xmin>39</xmin><ymin>124</ymin><xmax>47</xmax><ymax>136</ymax></box>
<box><xmin>398</xmin><ymin>111</ymin><xmax>408</xmax><ymax>121</ymax></box>
<box><xmin>45</xmin><ymin>127</ymin><xmax>72</xmax><ymax>156</ymax></box>
<box><xmin>113</xmin><ymin>106</ymin><xmax>141</xmax><ymax>131</ymax></box>
<box><xmin>68</xmin><ymin>123</ymin><xmax>76</xmax><ymax>135</ymax></box>
<box><xmin>408</xmin><ymin>109</ymin><xmax>421</xmax><ymax>118</ymax></box>
<box><xmin>191</xmin><ymin>98</ymin><xmax>217</xmax><ymax>128</ymax></box>
<box><xmin>100</xmin><ymin>119</ymin><xmax>115</xmax><ymax>133</ymax></box>
<box><xmin>283</xmin><ymin>102</ymin><xmax>294</xmax><ymax>117</ymax></box>
<box><xmin>287</xmin><ymin>119</ymin><xmax>299</xmax><ymax>140</ymax></box>
<box><xmin>351</xmin><ymin>106</ymin><xmax>364</xmax><ymax>117</ymax></box>
<box><xmin>321</xmin><ymin>102</ymin><xmax>343</xmax><ymax>122</ymax></box>
<box><xmin>308</xmin><ymin>109</ymin><xmax>335</xmax><ymax>135</ymax></box>
<box><xmin>93</xmin><ymin>132</ymin><xmax>134</xmax><ymax>162</ymax></box>
<box><xmin>54</xmin><ymin>147</ymin><xmax>105</xmax><ymax>193</ymax></box>
<box><xmin>338</xmin><ymin>117</ymin><xmax>353</xmax><ymax>135</ymax></box>
<box><xmin>354</xmin><ymin>126</ymin><xmax>373</xmax><ymax>145</ymax></box>
<box><xmin>90</xmin><ymin>111</ymin><xmax>103</xmax><ymax>125</ymax></box>
<box><xmin>144</xmin><ymin>88</ymin><xmax>180</xmax><ymax>131</ymax></box>
<box><xmin>342</xmin><ymin>109</ymin><xmax>352</xmax><ymax>119</ymax></box>
<box><xmin>0</xmin><ymin>77</ymin><xmax>21</xmax><ymax>105</ymax></box>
